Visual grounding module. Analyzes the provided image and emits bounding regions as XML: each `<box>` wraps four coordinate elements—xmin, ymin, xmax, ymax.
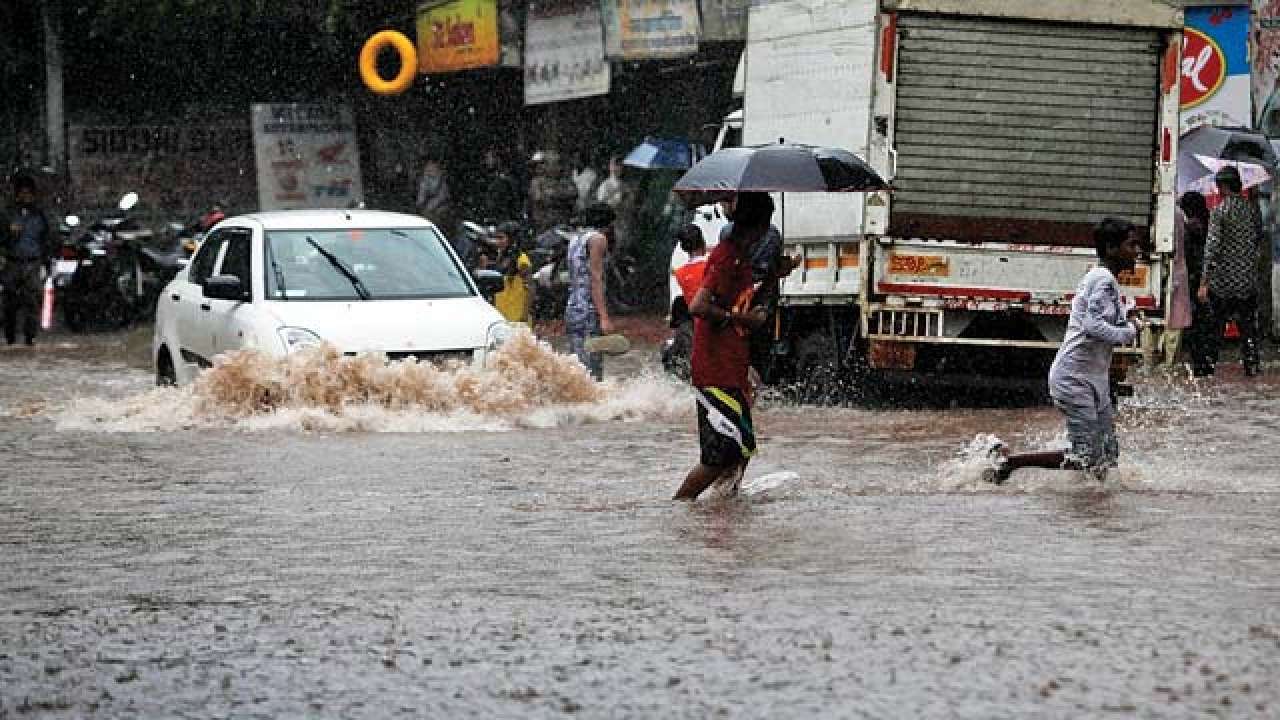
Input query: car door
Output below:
<box><xmin>204</xmin><ymin>227</ymin><xmax>255</xmax><ymax>356</ymax></box>
<box><xmin>176</xmin><ymin>230</ymin><xmax>226</xmax><ymax>366</ymax></box>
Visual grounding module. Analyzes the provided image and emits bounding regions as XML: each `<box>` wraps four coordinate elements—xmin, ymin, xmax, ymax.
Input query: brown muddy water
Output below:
<box><xmin>2</xmin><ymin>327</ymin><xmax>1279</xmax><ymax>718</ymax></box>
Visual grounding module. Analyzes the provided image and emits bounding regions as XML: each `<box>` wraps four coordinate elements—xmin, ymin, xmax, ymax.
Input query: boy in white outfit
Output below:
<box><xmin>990</xmin><ymin>217</ymin><xmax>1143</xmax><ymax>484</ymax></box>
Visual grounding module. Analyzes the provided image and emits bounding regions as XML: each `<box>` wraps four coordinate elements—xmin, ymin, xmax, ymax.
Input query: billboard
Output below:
<box><xmin>1182</xmin><ymin>5</ymin><xmax>1252</xmax><ymax>133</ymax></box>
<box><xmin>600</xmin><ymin>0</ymin><xmax>700</xmax><ymax>59</ymax></box>
<box><xmin>416</xmin><ymin>0</ymin><xmax>501</xmax><ymax>73</ymax></box>
<box><xmin>251</xmin><ymin>104</ymin><xmax>364</xmax><ymax>211</ymax></box>
<box><xmin>1255</xmin><ymin>0</ymin><xmax>1280</xmax><ymax>134</ymax></box>
<box><xmin>68</xmin><ymin>124</ymin><xmax>255</xmax><ymax>217</ymax></box>
<box><xmin>524</xmin><ymin>2</ymin><xmax>610</xmax><ymax>105</ymax></box>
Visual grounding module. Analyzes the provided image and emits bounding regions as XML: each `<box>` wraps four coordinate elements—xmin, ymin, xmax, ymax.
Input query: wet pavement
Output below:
<box><xmin>2</xmin><ymin>326</ymin><xmax>1279</xmax><ymax>718</ymax></box>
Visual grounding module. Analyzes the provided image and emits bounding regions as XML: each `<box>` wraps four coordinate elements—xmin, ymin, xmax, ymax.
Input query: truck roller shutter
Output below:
<box><xmin>891</xmin><ymin>13</ymin><xmax>1160</xmax><ymax>246</ymax></box>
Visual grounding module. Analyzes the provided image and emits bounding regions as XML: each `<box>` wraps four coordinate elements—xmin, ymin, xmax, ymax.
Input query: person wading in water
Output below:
<box><xmin>674</xmin><ymin>192</ymin><xmax>795</xmax><ymax>501</ymax></box>
<box><xmin>988</xmin><ymin>217</ymin><xmax>1144</xmax><ymax>484</ymax></box>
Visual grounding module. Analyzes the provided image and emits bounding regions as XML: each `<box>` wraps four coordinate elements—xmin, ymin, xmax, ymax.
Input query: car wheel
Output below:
<box><xmin>156</xmin><ymin>347</ymin><xmax>177</xmax><ymax>386</ymax></box>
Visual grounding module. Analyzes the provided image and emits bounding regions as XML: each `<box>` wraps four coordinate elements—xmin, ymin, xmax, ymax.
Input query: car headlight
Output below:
<box><xmin>278</xmin><ymin>327</ymin><xmax>322</xmax><ymax>354</ymax></box>
<box><xmin>485</xmin><ymin>321</ymin><xmax>516</xmax><ymax>355</ymax></box>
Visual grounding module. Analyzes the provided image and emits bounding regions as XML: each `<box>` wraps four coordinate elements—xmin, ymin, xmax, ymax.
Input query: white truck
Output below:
<box><xmin>673</xmin><ymin>0</ymin><xmax>1183</xmax><ymax>394</ymax></box>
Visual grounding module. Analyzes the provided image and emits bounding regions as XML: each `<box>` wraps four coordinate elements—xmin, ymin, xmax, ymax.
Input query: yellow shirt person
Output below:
<box><xmin>489</xmin><ymin>223</ymin><xmax>533</xmax><ymax>323</ymax></box>
<box><xmin>494</xmin><ymin>251</ymin><xmax>532</xmax><ymax>322</ymax></box>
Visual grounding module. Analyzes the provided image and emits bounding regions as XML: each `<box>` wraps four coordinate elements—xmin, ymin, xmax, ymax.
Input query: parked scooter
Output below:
<box><xmin>61</xmin><ymin>192</ymin><xmax>184</xmax><ymax>330</ymax></box>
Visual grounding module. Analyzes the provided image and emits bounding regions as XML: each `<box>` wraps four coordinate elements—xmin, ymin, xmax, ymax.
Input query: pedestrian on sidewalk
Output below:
<box><xmin>417</xmin><ymin>154</ymin><xmax>453</xmax><ymax>229</ymax></box>
<box><xmin>564</xmin><ymin>203</ymin><xmax>615</xmax><ymax>380</ymax></box>
<box><xmin>1160</xmin><ymin>204</ymin><xmax>1193</xmax><ymax>370</ymax></box>
<box><xmin>1180</xmin><ymin>191</ymin><xmax>1214</xmax><ymax>375</ymax></box>
<box><xmin>1197</xmin><ymin>166</ymin><xmax>1264</xmax><ymax>377</ymax></box>
<box><xmin>528</xmin><ymin>151</ymin><xmax>578</xmax><ymax>234</ymax></box>
<box><xmin>989</xmin><ymin>217</ymin><xmax>1144</xmax><ymax>484</ymax></box>
<box><xmin>2</xmin><ymin>173</ymin><xmax>53</xmax><ymax>346</ymax></box>
<box><xmin>570</xmin><ymin>150</ymin><xmax>600</xmax><ymax>211</ymax></box>
<box><xmin>674</xmin><ymin>192</ymin><xmax>780</xmax><ymax>501</ymax></box>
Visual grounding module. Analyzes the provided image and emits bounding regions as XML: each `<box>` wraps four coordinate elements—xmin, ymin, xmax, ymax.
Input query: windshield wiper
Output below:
<box><xmin>266</xmin><ymin>237</ymin><xmax>288</xmax><ymax>301</ymax></box>
<box><xmin>306</xmin><ymin>236</ymin><xmax>371</xmax><ymax>300</ymax></box>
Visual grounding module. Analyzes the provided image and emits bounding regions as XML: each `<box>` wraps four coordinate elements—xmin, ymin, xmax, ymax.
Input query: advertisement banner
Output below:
<box><xmin>251</xmin><ymin>104</ymin><xmax>364</xmax><ymax>211</ymax></box>
<box><xmin>699</xmin><ymin>0</ymin><xmax>747</xmax><ymax>42</ymax></box>
<box><xmin>67</xmin><ymin>124</ymin><xmax>255</xmax><ymax>217</ymax></box>
<box><xmin>1254</xmin><ymin>1</ymin><xmax>1280</xmax><ymax>134</ymax></box>
<box><xmin>600</xmin><ymin>0</ymin><xmax>700</xmax><ymax>59</ymax></box>
<box><xmin>1182</xmin><ymin>5</ymin><xmax>1252</xmax><ymax>134</ymax></box>
<box><xmin>416</xmin><ymin>0</ymin><xmax>501</xmax><ymax>73</ymax></box>
<box><xmin>524</xmin><ymin>2</ymin><xmax>610</xmax><ymax>105</ymax></box>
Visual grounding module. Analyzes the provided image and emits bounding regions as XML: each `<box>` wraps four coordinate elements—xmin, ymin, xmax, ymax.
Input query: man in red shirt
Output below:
<box><xmin>674</xmin><ymin>192</ymin><xmax>789</xmax><ymax>501</ymax></box>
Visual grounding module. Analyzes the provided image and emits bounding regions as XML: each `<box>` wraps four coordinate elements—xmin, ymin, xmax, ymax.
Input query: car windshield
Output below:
<box><xmin>264</xmin><ymin>227</ymin><xmax>472</xmax><ymax>301</ymax></box>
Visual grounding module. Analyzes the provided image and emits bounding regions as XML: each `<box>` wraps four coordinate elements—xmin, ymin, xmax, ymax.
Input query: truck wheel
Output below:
<box><xmin>793</xmin><ymin>332</ymin><xmax>843</xmax><ymax>405</ymax></box>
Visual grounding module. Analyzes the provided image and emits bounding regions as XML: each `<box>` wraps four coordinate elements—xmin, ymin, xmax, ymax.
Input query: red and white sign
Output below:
<box><xmin>1181</xmin><ymin>27</ymin><xmax>1226</xmax><ymax>109</ymax></box>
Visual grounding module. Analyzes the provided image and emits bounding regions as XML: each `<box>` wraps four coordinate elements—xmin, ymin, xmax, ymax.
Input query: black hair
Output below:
<box><xmin>10</xmin><ymin>173</ymin><xmax>35</xmax><ymax>193</ymax></box>
<box><xmin>572</xmin><ymin>202</ymin><xmax>615</xmax><ymax>229</ymax></box>
<box><xmin>1093</xmin><ymin>217</ymin><xmax>1135</xmax><ymax>260</ymax></box>
<box><xmin>675</xmin><ymin>224</ymin><xmax>704</xmax><ymax>255</ymax></box>
<box><xmin>496</xmin><ymin>221</ymin><xmax>521</xmax><ymax>239</ymax></box>
<box><xmin>1214</xmin><ymin>168</ymin><xmax>1243</xmax><ymax>194</ymax></box>
<box><xmin>733</xmin><ymin>192</ymin><xmax>774</xmax><ymax>227</ymax></box>
<box><xmin>1179</xmin><ymin>191</ymin><xmax>1209</xmax><ymax>223</ymax></box>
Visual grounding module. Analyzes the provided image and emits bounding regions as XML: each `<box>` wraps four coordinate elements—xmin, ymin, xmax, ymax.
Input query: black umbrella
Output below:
<box><xmin>1179</xmin><ymin>125</ymin><xmax>1278</xmax><ymax>168</ymax></box>
<box><xmin>672</xmin><ymin>143</ymin><xmax>887</xmax><ymax>207</ymax></box>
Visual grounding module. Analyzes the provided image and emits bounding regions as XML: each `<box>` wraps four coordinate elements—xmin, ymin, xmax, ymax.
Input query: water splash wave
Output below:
<box><xmin>55</xmin><ymin>331</ymin><xmax>690</xmax><ymax>433</ymax></box>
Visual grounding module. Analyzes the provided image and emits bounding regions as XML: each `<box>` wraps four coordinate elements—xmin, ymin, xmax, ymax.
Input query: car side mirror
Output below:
<box><xmin>473</xmin><ymin>268</ymin><xmax>505</xmax><ymax>301</ymax></box>
<box><xmin>203</xmin><ymin>274</ymin><xmax>249</xmax><ymax>302</ymax></box>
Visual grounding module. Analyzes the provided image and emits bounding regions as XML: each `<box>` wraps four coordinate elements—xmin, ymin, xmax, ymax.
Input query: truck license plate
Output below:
<box><xmin>889</xmin><ymin>253</ymin><xmax>949</xmax><ymax>277</ymax></box>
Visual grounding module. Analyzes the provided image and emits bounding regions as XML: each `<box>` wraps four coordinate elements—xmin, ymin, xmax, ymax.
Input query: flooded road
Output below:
<box><xmin>2</xmin><ymin>329</ymin><xmax>1279</xmax><ymax>718</ymax></box>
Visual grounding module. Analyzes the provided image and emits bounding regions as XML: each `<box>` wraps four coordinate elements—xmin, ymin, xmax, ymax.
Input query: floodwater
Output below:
<box><xmin>2</xmin><ymin>328</ymin><xmax>1279</xmax><ymax>718</ymax></box>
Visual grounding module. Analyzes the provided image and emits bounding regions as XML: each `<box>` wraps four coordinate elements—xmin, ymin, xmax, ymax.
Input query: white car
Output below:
<box><xmin>152</xmin><ymin>209</ymin><xmax>511</xmax><ymax>385</ymax></box>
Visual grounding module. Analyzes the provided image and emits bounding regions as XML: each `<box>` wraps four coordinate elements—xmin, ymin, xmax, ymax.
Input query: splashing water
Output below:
<box><xmin>55</xmin><ymin>331</ymin><xmax>691</xmax><ymax>433</ymax></box>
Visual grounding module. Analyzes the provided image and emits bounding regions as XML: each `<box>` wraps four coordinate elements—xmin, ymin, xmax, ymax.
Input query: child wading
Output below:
<box><xmin>989</xmin><ymin>217</ymin><xmax>1144</xmax><ymax>484</ymax></box>
<box><xmin>674</xmin><ymin>193</ymin><xmax>792</xmax><ymax>501</ymax></box>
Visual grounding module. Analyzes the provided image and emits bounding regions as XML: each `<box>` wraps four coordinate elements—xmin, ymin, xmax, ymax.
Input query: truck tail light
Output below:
<box><xmin>1162</xmin><ymin>128</ymin><xmax>1172</xmax><ymax>163</ymax></box>
<box><xmin>880</xmin><ymin>14</ymin><xmax>897</xmax><ymax>82</ymax></box>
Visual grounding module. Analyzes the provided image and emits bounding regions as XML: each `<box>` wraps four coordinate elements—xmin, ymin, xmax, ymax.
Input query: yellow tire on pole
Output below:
<box><xmin>359</xmin><ymin>30</ymin><xmax>417</xmax><ymax>95</ymax></box>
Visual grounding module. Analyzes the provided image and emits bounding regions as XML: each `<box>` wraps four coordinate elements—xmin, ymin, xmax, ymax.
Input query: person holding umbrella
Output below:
<box><xmin>674</xmin><ymin>192</ymin><xmax>788</xmax><ymax>501</ymax></box>
<box><xmin>1197</xmin><ymin>165</ymin><xmax>1264</xmax><ymax>377</ymax></box>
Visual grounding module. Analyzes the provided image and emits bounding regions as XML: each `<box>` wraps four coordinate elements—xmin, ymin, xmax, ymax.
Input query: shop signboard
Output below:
<box><xmin>600</xmin><ymin>0</ymin><xmax>700</xmax><ymax>59</ymax></box>
<box><xmin>1254</xmin><ymin>1</ymin><xmax>1280</xmax><ymax>134</ymax></box>
<box><xmin>251</xmin><ymin>104</ymin><xmax>364</xmax><ymax>211</ymax></box>
<box><xmin>416</xmin><ymin>0</ymin><xmax>501</xmax><ymax>73</ymax></box>
<box><xmin>1182</xmin><ymin>5</ymin><xmax>1252</xmax><ymax>133</ymax></box>
<box><xmin>699</xmin><ymin>0</ymin><xmax>747</xmax><ymax>42</ymax></box>
<box><xmin>67</xmin><ymin>123</ymin><xmax>255</xmax><ymax>217</ymax></box>
<box><xmin>524</xmin><ymin>2</ymin><xmax>610</xmax><ymax>105</ymax></box>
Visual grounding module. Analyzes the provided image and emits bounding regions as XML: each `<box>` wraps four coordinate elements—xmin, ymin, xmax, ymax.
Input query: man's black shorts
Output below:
<box><xmin>695</xmin><ymin>386</ymin><xmax>756</xmax><ymax>468</ymax></box>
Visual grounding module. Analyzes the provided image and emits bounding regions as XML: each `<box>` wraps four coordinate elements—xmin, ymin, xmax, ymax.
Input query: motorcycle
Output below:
<box><xmin>529</xmin><ymin>225</ymin><xmax>574</xmax><ymax>321</ymax></box>
<box><xmin>61</xmin><ymin>192</ymin><xmax>185</xmax><ymax>330</ymax></box>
